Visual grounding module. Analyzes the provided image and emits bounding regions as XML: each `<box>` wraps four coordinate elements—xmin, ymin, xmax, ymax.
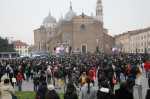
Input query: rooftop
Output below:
<box><xmin>114</xmin><ymin>26</ymin><xmax>150</xmax><ymax>38</ymax></box>
<box><xmin>13</xmin><ymin>41</ymin><xmax>28</xmax><ymax>46</ymax></box>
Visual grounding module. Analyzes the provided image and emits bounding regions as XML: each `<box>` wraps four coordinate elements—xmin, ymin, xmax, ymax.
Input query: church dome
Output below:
<box><xmin>65</xmin><ymin>2</ymin><xmax>77</xmax><ymax>19</ymax></box>
<box><xmin>43</xmin><ymin>13</ymin><xmax>57</xmax><ymax>24</ymax></box>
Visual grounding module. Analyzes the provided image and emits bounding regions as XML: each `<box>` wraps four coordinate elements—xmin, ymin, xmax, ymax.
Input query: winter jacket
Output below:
<box><xmin>144</xmin><ymin>61</ymin><xmax>150</xmax><ymax>71</ymax></box>
<box><xmin>0</xmin><ymin>75</ymin><xmax>8</xmax><ymax>86</ymax></box>
<box><xmin>146</xmin><ymin>89</ymin><xmax>150</xmax><ymax>99</ymax></box>
<box><xmin>54</xmin><ymin>70</ymin><xmax>61</xmax><ymax>78</ymax></box>
<box><xmin>126</xmin><ymin>74</ymin><xmax>135</xmax><ymax>88</ymax></box>
<box><xmin>108</xmin><ymin>66</ymin><xmax>114</xmax><ymax>75</ymax></box>
<box><xmin>16</xmin><ymin>73</ymin><xmax>23</xmax><ymax>82</ymax></box>
<box><xmin>0</xmin><ymin>75</ymin><xmax>9</xmax><ymax>99</ymax></box>
<box><xmin>0</xmin><ymin>84</ymin><xmax>15</xmax><ymax>99</ymax></box>
<box><xmin>115</xmin><ymin>88</ymin><xmax>133</xmax><ymax>99</ymax></box>
<box><xmin>36</xmin><ymin>85</ymin><xmax>48</xmax><ymax>99</ymax></box>
<box><xmin>51</xmin><ymin>90</ymin><xmax>60</xmax><ymax>99</ymax></box>
<box><xmin>97</xmin><ymin>87</ymin><xmax>115</xmax><ymax>99</ymax></box>
<box><xmin>64</xmin><ymin>88</ymin><xmax>78</xmax><ymax>99</ymax></box>
<box><xmin>79</xmin><ymin>83</ymin><xmax>97</xmax><ymax>99</ymax></box>
<box><xmin>88</xmin><ymin>70</ymin><xmax>95</xmax><ymax>80</ymax></box>
<box><xmin>130</xmin><ymin>66</ymin><xmax>137</xmax><ymax>79</ymax></box>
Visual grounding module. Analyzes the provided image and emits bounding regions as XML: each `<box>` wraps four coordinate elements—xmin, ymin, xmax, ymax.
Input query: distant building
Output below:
<box><xmin>34</xmin><ymin>0</ymin><xmax>113</xmax><ymax>54</ymax></box>
<box><xmin>13</xmin><ymin>41</ymin><xmax>29</xmax><ymax>54</ymax></box>
<box><xmin>114</xmin><ymin>27</ymin><xmax>150</xmax><ymax>53</ymax></box>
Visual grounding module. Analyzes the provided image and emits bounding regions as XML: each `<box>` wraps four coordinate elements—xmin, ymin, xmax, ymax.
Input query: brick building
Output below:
<box><xmin>34</xmin><ymin>0</ymin><xmax>113</xmax><ymax>54</ymax></box>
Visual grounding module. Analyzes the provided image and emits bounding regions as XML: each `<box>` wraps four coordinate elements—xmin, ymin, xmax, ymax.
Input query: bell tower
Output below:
<box><xmin>96</xmin><ymin>0</ymin><xmax>103</xmax><ymax>22</ymax></box>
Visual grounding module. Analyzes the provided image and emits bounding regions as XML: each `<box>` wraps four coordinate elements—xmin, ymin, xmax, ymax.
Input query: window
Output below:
<box><xmin>131</xmin><ymin>50</ymin><xmax>132</xmax><ymax>53</ymax></box>
<box><xmin>148</xmin><ymin>42</ymin><xmax>150</xmax><ymax>46</ymax></box>
<box><xmin>25</xmin><ymin>47</ymin><xmax>27</xmax><ymax>49</ymax></box>
<box><xmin>141</xmin><ymin>42</ymin><xmax>143</xmax><ymax>47</ymax></box>
<box><xmin>148</xmin><ymin>48</ymin><xmax>150</xmax><ymax>52</ymax></box>
<box><xmin>141</xmin><ymin>36</ymin><xmax>143</xmax><ymax>39</ymax></box>
<box><xmin>20</xmin><ymin>46</ymin><xmax>22</xmax><ymax>49</ymax></box>
<box><xmin>96</xmin><ymin>38</ymin><xmax>98</xmax><ymax>43</ymax></box>
<box><xmin>81</xmin><ymin>25</ymin><xmax>85</xmax><ymax>30</ymax></box>
<box><xmin>48</xmin><ymin>32</ymin><xmax>53</xmax><ymax>36</ymax></box>
<box><xmin>14</xmin><ymin>47</ymin><xmax>16</xmax><ymax>49</ymax></box>
<box><xmin>138</xmin><ymin>49</ymin><xmax>140</xmax><ymax>53</ymax></box>
<box><xmin>148</xmin><ymin>34</ymin><xmax>150</xmax><ymax>38</ymax></box>
<box><xmin>144</xmin><ymin>35</ymin><xmax>146</xmax><ymax>39</ymax></box>
<box><xmin>141</xmin><ymin>49</ymin><xmax>143</xmax><ymax>52</ymax></box>
<box><xmin>17</xmin><ymin>46</ymin><xmax>19</xmax><ymax>49</ymax></box>
<box><xmin>144</xmin><ymin>42</ymin><xmax>147</xmax><ymax>46</ymax></box>
<box><xmin>106</xmin><ymin>44</ymin><xmax>108</xmax><ymax>49</ymax></box>
<box><xmin>38</xmin><ymin>42</ymin><xmax>41</xmax><ymax>50</ymax></box>
<box><xmin>138</xmin><ymin>43</ymin><xmax>140</xmax><ymax>47</ymax></box>
<box><xmin>25</xmin><ymin>50</ymin><xmax>27</xmax><ymax>52</ymax></box>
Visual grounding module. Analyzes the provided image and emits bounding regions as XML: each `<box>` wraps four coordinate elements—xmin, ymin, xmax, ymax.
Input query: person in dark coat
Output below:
<box><xmin>97</xmin><ymin>81</ymin><xmax>115</xmax><ymax>99</ymax></box>
<box><xmin>130</xmin><ymin>66</ymin><xmax>137</xmax><ymax>80</ymax></box>
<box><xmin>108</xmin><ymin>72</ymin><xmax>115</xmax><ymax>92</ymax></box>
<box><xmin>98</xmin><ymin>72</ymin><xmax>106</xmax><ymax>88</ymax></box>
<box><xmin>36</xmin><ymin>82</ymin><xmax>48</xmax><ymax>99</ymax></box>
<box><xmin>64</xmin><ymin>82</ymin><xmax>78</xmax><ymax>99</ymax></box>
<box><xmin>47</xmin><ymin>84</ymin><xmax>60</xmax><ymax>99</ymax></box>
<box><xmin>146</xmin><ymin>89</ymin><xmax>150</xmax><ymax>99</ymax></box>
<box><xmin>115</xmin><ymin>82</ymin><xmax>133</xmax><ymax>99</ymax></box>
<box><xmin>126</xmin><ymin>74</ymin><xmax>135</xmax><ymax>93</ymax></box>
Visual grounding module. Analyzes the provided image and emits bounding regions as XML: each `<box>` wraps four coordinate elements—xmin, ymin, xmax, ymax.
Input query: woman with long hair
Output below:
<box><xmin>79</xmin><ymin>77</ymin><xmax>97</xmax><ymax>99</ymax></box>
<box><xmin>45</xmin><ymin>90</ymin><xmax>54</xmax><ymax>99</ymax></box>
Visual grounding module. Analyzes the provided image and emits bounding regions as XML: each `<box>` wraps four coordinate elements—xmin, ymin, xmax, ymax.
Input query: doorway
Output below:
<box><xmin>82</xmin><ymin>45</ymin><xmax>86</xmax><ymax>54</ymax></box>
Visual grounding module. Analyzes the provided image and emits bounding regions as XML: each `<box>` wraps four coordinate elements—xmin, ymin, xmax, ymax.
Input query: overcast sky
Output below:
<box><xmin>0</xmin><ymin>0</ymin><xmax>150</xmax><ymax>45</ymax></box>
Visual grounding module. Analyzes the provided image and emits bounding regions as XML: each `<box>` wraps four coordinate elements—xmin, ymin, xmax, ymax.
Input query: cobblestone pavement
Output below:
<box><xmin>14</xmin><ymin>72</ymin><xmax>148</xmax><ymax>99</ymax></box>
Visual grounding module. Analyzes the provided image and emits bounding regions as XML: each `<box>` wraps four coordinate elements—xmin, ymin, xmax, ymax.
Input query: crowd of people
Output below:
<box><xmin>0</xmin><ymin>53</ymin><xmax>150</xmax><ymax>99</ymax></box>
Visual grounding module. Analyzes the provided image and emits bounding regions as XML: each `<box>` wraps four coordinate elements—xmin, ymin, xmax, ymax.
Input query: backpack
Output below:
<box><xmin>126</xmin><ymin>78</ymin><xmax>135</xmax><ymax>88</ymax></box>
<box><xmin>82</xmin><ymin>76</ymin><xmax>86</xmax><ymax>83</ymax></box>
<box><xmin>36</xmin><ymin>92</ymin><xmax>43</xmax><ymax>99</ymax></box>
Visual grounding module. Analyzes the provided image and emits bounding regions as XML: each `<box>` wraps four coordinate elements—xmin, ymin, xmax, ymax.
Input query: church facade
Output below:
<box><xmin>34</xmin><ymin>0</ymin><xmax>114</xmax><ymax>54</ymax></box>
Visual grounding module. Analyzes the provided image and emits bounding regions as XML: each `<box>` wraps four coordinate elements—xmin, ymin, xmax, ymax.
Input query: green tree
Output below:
<box><xmin>0</xmin><ymin>37</ymin><xmax>16</xmax><ymax>52</ymax></box>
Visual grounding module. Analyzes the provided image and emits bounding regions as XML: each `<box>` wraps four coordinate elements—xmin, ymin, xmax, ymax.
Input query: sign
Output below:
<box><xmin>12</xmin><ymin>78</ymin><xmax>16</xmax><ymax>83</ymax></box>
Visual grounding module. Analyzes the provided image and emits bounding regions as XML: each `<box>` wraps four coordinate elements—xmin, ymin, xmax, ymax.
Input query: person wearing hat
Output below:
<box><xmin>45</xmin><ymin>84</ymin><xmax>60</xmax><ymax>99</ymax></box>
<box><xmin>0</xmin><ymin>79</ymin><xmax>15</xmax><ymax>99</ymax></box>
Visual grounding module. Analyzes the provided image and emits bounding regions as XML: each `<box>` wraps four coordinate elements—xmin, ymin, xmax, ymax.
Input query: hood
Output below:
<box><xmin>83</xmin><ymin>83</ymin><xmax>93</xmax><ymax>88</ymax></box>
<box><xmin>145</xmin><ymin>61</ymin><xmax>149</xmax><ymax>64</ymax></box>
<box><xmin>66</xmin><ymin>88</ymin><xmax>74</xmax><ymax>94</ymax></box>
<box><xmin>38</xmin><ymin>85</ymin><xmax>48</xmax><ymax>92</ymax></box>
<box><xmin>18</xmin><ymin>73</ymin><xmax>22</xmax><ymax>75</ymax></box>
<box><xmin>1</xmin><ymin>75</ymin><xmax>8</xmax><ymax>82</ymax></box>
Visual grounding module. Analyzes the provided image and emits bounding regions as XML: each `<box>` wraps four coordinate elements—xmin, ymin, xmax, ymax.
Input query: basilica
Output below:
<box><xmin>34</xmin><ymin>0</ymin><xmax>113</xmax><ymax>54</ymax></box>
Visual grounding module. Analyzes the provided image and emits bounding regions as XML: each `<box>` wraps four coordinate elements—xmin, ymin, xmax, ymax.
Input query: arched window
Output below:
<box><xmin>81</xmin><ymin>25</ymin><xmax>85</xmax><ymax>30</ymax></box>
